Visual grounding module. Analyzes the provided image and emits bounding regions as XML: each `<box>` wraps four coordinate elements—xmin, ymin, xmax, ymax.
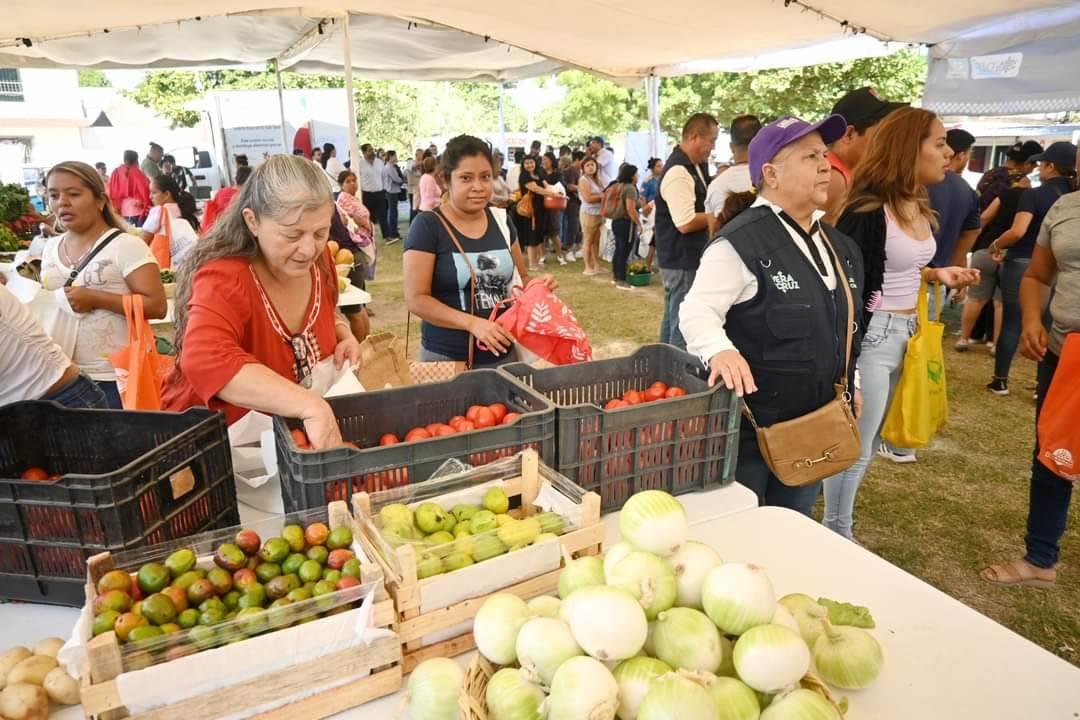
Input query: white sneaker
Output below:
<box><xmin>566</xmin><ymin>251</ymin><xmax>577</xmax><ymax>261</ymax></box>
<box><xmin>615</xmin><ymin>282</ymin><xmax>636</xmax><ymax>291</ymax></box>
<box><xmin>877</xmin><ymin>447</ymin><xmax>917</xmax><ymax>464</ymax></box>
<box><xmin>538</xmin><ymin>257</ymin><xmax>546</xmax><ymax>266</ymax></box>
<box><xmin>557</xmin><ymin>255</ymin><xmax>568</xmax><ymax>266</ymax></box>
<box><xmin>955</xmin><ymin>338</ymin><xmax>972</xmax><ymax>352</ymax></box>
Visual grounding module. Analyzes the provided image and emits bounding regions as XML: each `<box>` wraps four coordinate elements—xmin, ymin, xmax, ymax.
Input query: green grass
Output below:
<box><xmin>369</xmin><ymin>229</ymin><xmax>1079</xmax><ymax>666</ymax></box>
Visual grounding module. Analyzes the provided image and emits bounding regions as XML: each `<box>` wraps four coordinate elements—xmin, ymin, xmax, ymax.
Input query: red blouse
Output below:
<box><xmin>161</xmin><ymin>256</ymin><xmax>339</xmax><ymax>425</ymax></box>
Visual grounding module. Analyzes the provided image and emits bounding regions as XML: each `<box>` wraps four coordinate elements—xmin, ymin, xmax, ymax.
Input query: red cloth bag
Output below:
<box><xmin>483</xmin><ymin>279</ymin><xmax>592</xmax><ymax>365</ymax></box>
<box><xmin>1038</xmin><ymin>334</ymin><xmax>1080</xmax><ymax>481</ymax></box>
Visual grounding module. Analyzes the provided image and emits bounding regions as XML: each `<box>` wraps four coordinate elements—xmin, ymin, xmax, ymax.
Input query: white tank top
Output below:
<box><xmin>880</xmin><ymin>209</ymin><xmax>936</xmax><ymax>311</ymax></box>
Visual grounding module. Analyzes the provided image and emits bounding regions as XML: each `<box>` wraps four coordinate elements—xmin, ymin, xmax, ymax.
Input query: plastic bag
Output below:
<box><xmin>1038</xmin><ymin>334</ymin><xmax>1080</xmax><ymax>481</ymax></box>
<box><xmin>149</xmin><ymin>207</ymin><xmax>171</xmax><ymax>269</ymax></box>
<box><xmin>483</xmin><ymin>279</ymin><xmax>592</xmax><ymax>365</ymax></box>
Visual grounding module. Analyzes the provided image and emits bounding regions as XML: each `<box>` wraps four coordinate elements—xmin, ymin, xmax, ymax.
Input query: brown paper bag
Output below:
<box><xmin>355</xmin><ymin>333</ymin><xmax>413</xmax><ymax>390</ymax></box>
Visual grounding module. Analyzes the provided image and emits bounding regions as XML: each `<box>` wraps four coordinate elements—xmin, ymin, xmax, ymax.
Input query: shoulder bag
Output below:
<box><xmin>741</xmin><ymin>230</ymin><xmax>861</xmax><ymax>486</ymax></box>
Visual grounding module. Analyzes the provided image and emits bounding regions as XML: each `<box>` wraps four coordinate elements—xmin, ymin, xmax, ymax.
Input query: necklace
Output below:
<box><xmin>60</xmin><ymin>235</ymin><xmax>95</xmax><ymax>268</ymax></box>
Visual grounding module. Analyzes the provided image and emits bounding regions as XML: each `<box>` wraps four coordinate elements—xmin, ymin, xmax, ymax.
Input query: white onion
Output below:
<box><xmin>612</xmin><ymin>657</ymin><xmax>672</xmax><ymax>720</ymax></box>
<box><xmin>701</xmin><ymin>563</ymin><xmax>776</xmax><ymax>636</ymax></box>
<box><xmin>777</xmin><ymin>594</ymin><xmax>828</xmax><ymax>649</ymax></box>
<box><xmin>652</xmin><ymin>607</ymin><xmax>722</xmax><ymax>673</ymax></box>
<box><xmin>618</xmin><ymin>490</ymin><xmax>688</xmax><ymax>557</ymax></box>
<box><xmin>771</xmin><ymin>606</ymin><xmax>800</xmax><ymax>634</ymax></box>
<box><xmin>564</xmin><ymin>585</ymin><xmax>648</xmax><ymax>662</ymax></box>
<box><xmin>486</xmin><ymin>667</ymin><xmax>546</xmax><ymax>720</ymax></box>
<box><xmin>607</xmin><ymin>551</ymin><xmax>677</xmax><ymax>620</ymax></box>
<box><xmin>637</xmin><ymin>673</ymin><xmax>717</xmax><ymax>720</ymax></box>
<box><xmin>812</xmin><ymin>623</ymin><xmax>884</xmax><ymax>690</ymax></box>
<box><xmin>664</xmin><ymin>541</ymin><xmax>722</xmax><ymax>610</ymax></box>
<box><xmin>706</xmin><ymin>676</ymin><xmax>760</xmax><ymax>720</ymax></box>
<box><xmin>527</xmin><ymin>595</ymin><xmax>562</xmax><ymax>618</ymax></box>
<box><xmin>558</xmin><ymin>555</ymin><xmax>606</xmax><ymax>599</ymax></box>
<box><xmin>603</xmin><ymin>541</ymin><xmax>635</xmax><ymax>579</ymax></box>
<box><xmin>716</xmin><ymin>635</ymin><xmax>736</xmax><ymax>678</ymax></box>
<box><xmin>516</xmin><ymin>617</ymin><xmax>583</xmax><ymax>688</ymax></box>
<box><xmin>760</xmin><ymin>689</ymin><xmax>841</xmax><ymax>720</ymax></box>
<box><xmin>474</xmin><ymin>593</ymin><xmax>530</xmax><ymax>665</ymax></box>
<box><xmin>406</xmin><ymin>657</ymin><xmax>463</xmax><ymax>720</ymax></box>
<box><xmin>642</xmin><ymin>621</ymin><xmax>658</xmax><ymax>657</ymax></box>
<box><xmin>547</xmin><ymin>655</ymin><xmax>619</xmax><ymax>720</ymax></box>
<box><xmin>732</xmin><ymin>624</ymin><xmax>810</xmax><ymax>694</ymax></box>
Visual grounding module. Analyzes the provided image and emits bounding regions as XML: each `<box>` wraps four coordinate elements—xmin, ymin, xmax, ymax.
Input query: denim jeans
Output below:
<box><xmin>561</xmin><ymin>201</ymin><xmax>581</xmax><ymax>248</ymax></box>
<box><xmin>737</xmin><ymin>428</ymin><xmax>822</xmax><ymax>515</ymax></box>
<box><xmin>385</xmin><ymin>195</ymin><xmax>400</xmax><ymax>239</ymax></box>
<box><xmin>823</xmin><ymin>311</ymin><xmax>918</xmax><ymax>539</ymax></box>
<box><xmin>43</xmin><ymin>372</ymin><xmax>108</xmax><ymax>409</ymax></box>
<box><xmin>1025</xmin><ymin>351</ymin><xmax>1073</xmax><ymax>568</ymax></box>
<box><xmin>659</xmin><ymin>268</ymin><xmax>696</xmax><ymax>350</ymax></box>
<box><xmin>612</xmin><ymin>219</ymin><xmax>633</xmax><ymax>282</ymax></box>
<box><xmin>993</xmin><ymin>256</ymin><xmax>1032</xmax><ymax>379</ymax></box>
<box><xmin>95</xmin><ymin>380</ymin><xmax>123</xmax><ymax>409</ymax></box>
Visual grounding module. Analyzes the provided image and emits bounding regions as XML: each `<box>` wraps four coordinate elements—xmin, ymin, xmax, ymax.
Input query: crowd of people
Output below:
<box><xmin>2</xmin><ymin>86</ymin><xmax>1077</xmax><ymax>588</ymax></box>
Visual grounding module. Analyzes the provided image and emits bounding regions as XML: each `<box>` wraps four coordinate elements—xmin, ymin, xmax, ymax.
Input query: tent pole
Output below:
<box><xmin>274</xmin><ymin>59</ymin><xmax>288</xmax><ymax>154</ymax></box>
<box><xmin>646</xmin><ymin>75</ymin><xmax>662</xmax><ymax>158</ymax></box>
<box><xmin>342</xmin><ymin>14</ymin><xmax>360</xmax><ymax>171</ymax></box>
<box><xmin>498</xmin><ymin>81</ymin><xmax>507</xmax><ymax>156</ymax></box>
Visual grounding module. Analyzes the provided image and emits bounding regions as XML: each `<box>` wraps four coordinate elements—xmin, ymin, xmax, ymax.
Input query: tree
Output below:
<box><xmin>536</xmin><ymin>71</ymin><xmax>647</xmax><ymax>145</ymax></box>
<box><xmin>354</xmin><ymin>80</ymin><xmax>420</xmax><ymax>153</ymax></box>
<box><xmin>78</xmin><ymin>69</ymin><xmax>111</xmax><ymax>88</ymax></box>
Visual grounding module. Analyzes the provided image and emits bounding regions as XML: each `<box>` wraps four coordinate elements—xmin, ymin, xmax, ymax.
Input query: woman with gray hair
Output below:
<box><xmin>162</xmin><ymin>155</ymin><xmax>361</xmax><ymax>448</ymax></box>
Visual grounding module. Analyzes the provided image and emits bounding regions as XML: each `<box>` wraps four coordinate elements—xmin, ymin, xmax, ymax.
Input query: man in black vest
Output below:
<box><xmin>655</xmin><ymin>113</ymin><xmax>719</xmax><ymax>349</ymax></box>
<box><xmin>680</xmin><ymin>115</ymin><xmax>864</xmax><ymax>514</ymax></box>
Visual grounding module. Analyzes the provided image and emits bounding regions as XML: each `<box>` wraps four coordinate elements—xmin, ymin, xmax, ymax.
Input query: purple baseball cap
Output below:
<box><xmin>748</xmin><ymin>114</ymin><xmax>848</xmax><ymax>188</ymax></box>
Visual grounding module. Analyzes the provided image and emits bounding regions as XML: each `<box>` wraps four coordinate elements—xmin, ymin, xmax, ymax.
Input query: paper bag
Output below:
<box><xmin>355</xmin><ymin>332</ymin><xmax>413</xmax><ymax>390</ymax></box>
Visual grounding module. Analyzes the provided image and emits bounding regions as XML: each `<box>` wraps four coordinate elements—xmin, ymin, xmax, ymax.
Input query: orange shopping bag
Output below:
<box><xmin>1038</xmin><ymin>333</ymin><xmax>1080</xmax><ymax>481</ymax></box>
<box><xmin>110</xmin><ymin>294</ymin><xmax>174</xmax><ymax>410</ymax></box>
<box><xmin>149</xmin><ymin>208</ymin><xmax>172</xmax><ymax>269</ymax></box>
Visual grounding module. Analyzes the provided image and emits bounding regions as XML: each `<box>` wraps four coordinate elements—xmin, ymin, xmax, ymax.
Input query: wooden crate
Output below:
<box><xmin>352</xmin><ymin>449</ymin><xmax>603</xmax><ymax>674</ymax></box>
<box><xmin>78</xmin><ymin>500</ymin><xmax>402</xmax><ymax>720</ymax></box>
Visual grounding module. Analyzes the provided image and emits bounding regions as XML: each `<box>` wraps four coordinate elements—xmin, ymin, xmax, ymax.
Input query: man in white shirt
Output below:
<box><xmin>358</xmin><ymin>143</ymin><xmax>393</xmax><ymax>244</ymax></box>
<box><xmin>679</xmin><ymin>114</ymin><xmax>863</xmax><ymax>515</ymax></box>
<box><xmin>588</xmin><ymin>136</ymin><xmax>618</xmax><ymax>187</ymax></box>
<box><xmin>705</xmin><ymin>115</ymin><xmax>761</xmax><ymax>217</ymax></box>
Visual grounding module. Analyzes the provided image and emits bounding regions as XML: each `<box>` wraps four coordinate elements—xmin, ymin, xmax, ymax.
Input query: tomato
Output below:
<box><xmin>404</xmin><ymin>427</ymin><xmax>432</xmax><ymax>442</ymax></box>
<box><xmin>289</xmin><ymin>428</ymin><xmax>310</xmax><ymax>449</ymax></box>
<box><xmin>604</xmin><ymin>399</ymin><xmax>628</xmax><ymax>410</ymax></box>
<box><xmin>448</xmin><ymin>416</ymin><xmax>467</xmax><ymax>429</ymax></box>
<box><xmin>473</xmin><ymin>407</ymin><xmax>496</xmax><ymax>429</ymax></box>
<box><xmin>431</xmin><ymin>424</ymin><xmax>457</xmax><ymax>437</ymax></box>
<box><xmin>488</xmin><ymin>403</ymin><xmax>508</xmax><ymax>423</ymax></box>
<box><xmin>622</xmin><ymin>390</ymin><xmax>644</xmax><ymax>405</ymax></box>
<box><xmin>379</xmin><ymin>433</ymin><xmax>400</xmax><ymax>446</ymax></box>
<box><xmin>644</xmin><ymin>386</ymin><xmax>666</xmax><ymax>402</ymax></box>
<box><xmin>426</xmin><ymin>423</ymin><xmax>444</xmax><ymax>435</ymax></box>
<box><xmin>20</xmin><ymin>467</ymin><xmax>49</xmax><ymax>481</ymax></box>
<box><xmin>501</xmin><ymin>413</ymin><xmax>521</xmax><ymax>426</ymax></box>
<box><xmin>457</xmin><ymin>419</ymin><xmax>477</xmax><ymax>432</ymax></box>
<box><xmin>466</xmin><ymin>405</ymin><xmax>484</xmax><ymax>421</ymax></box>
<box><xmin>665</xmin><ymin>386</ymin><xmax>687</xmax><ymax>398</ymax></box>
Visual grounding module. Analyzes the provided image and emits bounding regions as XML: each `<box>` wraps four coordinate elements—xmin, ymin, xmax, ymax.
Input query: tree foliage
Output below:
<box><xmin>78</xmin><ymin>69</ymin><xmax>111</xmax><ymax>88</ymax></box>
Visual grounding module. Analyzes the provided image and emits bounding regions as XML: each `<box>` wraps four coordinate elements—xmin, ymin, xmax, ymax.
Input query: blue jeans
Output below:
<box><xmin>385</xmin><ymin>194</ymin><xmax>400</xmax><ymax>239</ymax></box>
<box><xmin>659</xmin><ymin>268</ymin><xmax>696</xmax><ymax>350</ymax></box>
<box><xmin>43</xmin><ymin>373</ymin><xmax>108</xmax><ymax>409</ymax></box>
<box><xmin>95</xmin><ymin>380</ymin><xmax>123</xmax><ymax>409</ymax></box>
<box><xmin>737</xmin><ymin>429</ymin><xmax>822</xmax><ymax>515</ymax></box>
<box><xmin>993</xmin><ymin>256</ymin><xmax>1031</xmax><ymax>380</ymax></box>
<box><xmin>1026</xmin><ymin>351</ymin><xmax>1073</xmax><ymax>568</ymax></box>
<box><xmin>823</xmin><ymin>311</ymin><xmax>917</xmax><ymax>539</ymax></box>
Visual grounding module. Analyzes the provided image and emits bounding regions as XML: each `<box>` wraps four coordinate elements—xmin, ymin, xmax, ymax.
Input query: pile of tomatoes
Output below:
<box><xmin>603</xmin><ymin>381</ymin><xmax>687</xmax><ymax>411</ymax></box>
<box><xmin>16</xmin><ymin>467</ymin><xmax>58</xmax><ymax>481</ymax></box>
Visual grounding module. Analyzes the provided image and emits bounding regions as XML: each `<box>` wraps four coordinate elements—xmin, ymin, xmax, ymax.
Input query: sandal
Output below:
<box><xmin>980</xmin><ymin>559</ymin><xmax>1057</xmax><ymax>587</ymax></box>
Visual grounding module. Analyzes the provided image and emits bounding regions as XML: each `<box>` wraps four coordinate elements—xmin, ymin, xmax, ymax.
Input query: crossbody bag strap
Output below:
<box><xmin>818</xmin><ymin>227</ymin><xmax>856</xmax><ymax>390</ymax></box>
<box><xmin>431</xmin><ymin>209</ymin><xmax>478</xmax><ymax>370</ymax></box>
<box><xmin>65</xmin><ymin>229</ymin><xmax>124</xmax><ymax>287</ymax></box>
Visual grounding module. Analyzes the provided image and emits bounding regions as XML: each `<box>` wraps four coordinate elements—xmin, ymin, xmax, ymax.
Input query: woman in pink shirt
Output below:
<box><xmin>417</xmin><ymin>156</ymin><xmax>442</xmax><ymax>212</ymax></box>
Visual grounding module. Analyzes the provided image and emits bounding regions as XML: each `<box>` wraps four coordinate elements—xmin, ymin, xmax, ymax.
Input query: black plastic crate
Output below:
<box><xmin>500</xmin><ymin>344</ymin><xmax>740</xmax><ymax>512</ymax></box>
<box><xmin>274</xmin><ymin>369</ymin><xmax>555</xmax><ymax>512</ymax></box>
<box><xmin>0</xmin><ymin>402</ymin><xmax>238</xmax><ymax>606</ymax></box>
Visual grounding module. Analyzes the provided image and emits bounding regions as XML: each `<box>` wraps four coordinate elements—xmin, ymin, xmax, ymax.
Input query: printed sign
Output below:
<box><xmin>970</xmin><ymin>53</ymin><xmax>1023</xmax><ymax>80</ymax></box>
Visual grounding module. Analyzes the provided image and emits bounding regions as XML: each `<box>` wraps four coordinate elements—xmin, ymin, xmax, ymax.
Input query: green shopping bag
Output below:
<box><xmin>881</xmin><ymin>281</ymin><xmax>948</xmax><ymax>448</ymax></box>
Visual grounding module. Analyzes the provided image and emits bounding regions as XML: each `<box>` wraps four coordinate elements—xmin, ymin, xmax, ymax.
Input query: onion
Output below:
<box><xmin>664</xmin><ymin>541</ymin><xmax>722</xmax><ymax>610</ymax></box>
<box><xmin>812</xmin><ymin>622</ymin><xmax>883</xmax><ymax>690</ymax></box>
<box><xmin>637</xmin><ymin>673</ymin><xmax>717</xmax><ymax>720</ymax></box>
<box><xmin>607</xmin><ymin>551</ymin><xmax>677</xmax><ymax>620</ymax></box>
<box><xmin>612</xmin><ymin>657</ymin><xmax>672</xmax><ymax>720</ymax></box>
<box><xmin>564</xmin><ymin>585</ymin><xmax>648</xmax><ymax>662</ymax></box>
<box><xmin>527</xmin><ymin>595</ymin><xmax>562</xmax><ymax>618</ymax></box>
<box><xmin>701</xmin><ymin>563</ymin><xmax>776</xmax><ymax>636</ymax></box>
<box><xmin>516</xmin><ymin>617</ymin><xmax>583</xmax><ymax>688</ymax></box>
<box><xmin>771</xmin><ymin>606</ymin><xmax>800</xmax><ymax>634</ymax></box>
<box><xmin>760</xmin><ymin>689</ymin><xmax>841</xmax><ymax>720</ymax></box>
<box><xmin>716</xmin><ymin>635</ymin><xmax>736</xmax><ymax>678</ymax></box>
<box><xmin>558</xmin><ymin>555</ymin><xmax>606</xmax><ymax>599</ymax></box>
<box><xmin>705</xmin><ymin>676</ymin><xmax>760</xmax><ymax>720</ymax></box>
<box><xmin>642</xmin><ymin>621</ymin><xmax>658</xmax><ymax>657</ymax></box>
<box><xmin>652</xmin><ymin>607</ymin><xmax>722</xmax><ymax>673</ymax></box>
<box><xmin>603</xmin><ymin>541</ymin><xmax>635</xmax><ymax>579</ymax></box>
<box><xmin>547</xmin><ymin>655</ymin><xmax>619</xmax><ymax>720</ymax></box>
<box><xmin>777</xmin><ymin>594</ymin><xmax>827</xmax><ymax>649</ymax></box>
<box><xmin>618</xmin><ymin>490</ymin><xmax>688</xmax><ymax>557</ymax></box>
<box><xmin>732</xmin><ymin>624</ymin><xmax>810</xmax><ymax>694</ymax></box>
<box><xmin>474</xmin><ymin>593</ymin><xmax>530</xmax><ymax>665</ymax></box>
<box><xmin>405</xmin><ymin>657</ymin><xmax>463</xmax><ymax>720</ymax></box>
<box><xmin>486</xmin><ymin>667</ymin><xmax>546</xmax><ymax>720</ymax></box>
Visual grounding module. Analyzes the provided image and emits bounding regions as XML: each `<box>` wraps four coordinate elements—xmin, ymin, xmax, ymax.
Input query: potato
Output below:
<box><xmin>43</xmin><ymin>667</ymin><xmax>80</xmax><ymax>705</ymax></box>
<box><xmin>0</xmin><ymin>649</ymin><xmax>31</xmax><ymax>691</ymax></box>
<box><xmin>30</xmin><ymin>638</ymin><xmax>63</xmax><ymax>660</ymax></box>
<box><xmin>0</xmin><ymin>683</ymin><xmax>48</xmax><ymax>720</ymax></box>
<box><xmin>6</xmin><ymin>656</ymin><xmax>56</xmax><ymax>687</ymax></box>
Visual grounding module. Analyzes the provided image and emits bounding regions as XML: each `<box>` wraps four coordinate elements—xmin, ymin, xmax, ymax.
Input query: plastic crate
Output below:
<box><xmin>274</xmin><ymin>369</ymin><xmax>555</xmax><ymax>512</ymax></box>
<box><xmin>0</xmin><ymin>402</ymin><xmax>238</xmax><ymax>606</ymax></box>
<box><xmin>500</xmin><ymin>344</ymin><xmax>740</xmax><ymax>512</ymax></box>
